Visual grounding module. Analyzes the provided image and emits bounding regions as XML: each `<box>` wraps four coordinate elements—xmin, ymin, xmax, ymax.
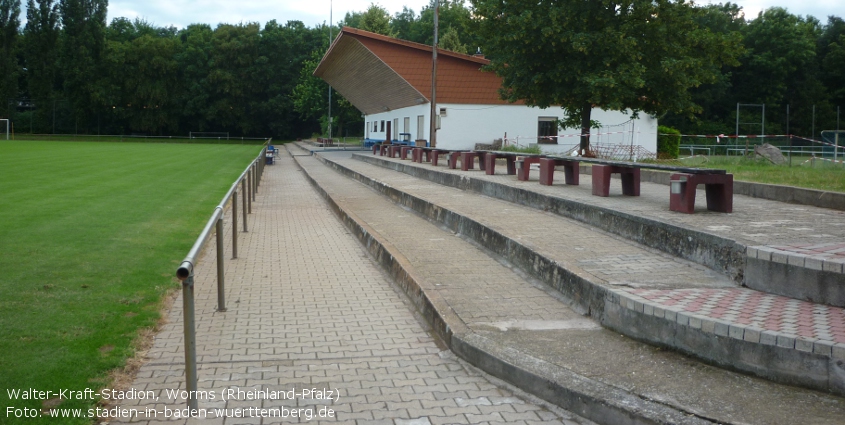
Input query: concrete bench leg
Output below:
<box><xmin>485</xmin><ymin>154</ymin><xmax>496</xmax><ymax>175</ymax></box>
<box><xmin>517</xmin><ymin>159</ymin><xmax>528</xmax><ymax>181</ymax></box>
<box><xmin>705</xmin><ymin>176</ymin><xmax>733</xmax><ymax>213</ymax></box>
<box><xmin>372</xmin><ymin>145</ymin><xmax>379</xmax><ymax>154</ymax></box>
<box><xmin>411</xmin><ymin>148</ymin><xmax>421</xmax><ymax>163</ymax></box>
<box><xmin>431</xmin><ymin>151</ymin><xmax>443</xmax><ymax>166</ymax></box>
<box><xmin>460</xmin><ymin>152</ymin><xmax>476</xmax><ymax>171</ymax></box>
<box><xmin>400</xmin><ymin>147</ymin><xmax>410</xmax><ymax>160</ymax></box>
<box><xmin>539</xmin><ymin>158</ymin><xmax>555</xmax><ymax>185</ymax></box>
<box><xmin>505</xmin><ymin>157</ymin><xmax>516</xmax><ymax>175</ymax></box>
<box><xmin>478</xmin><ymin>153</ymin><xmax>486</xmax><ymax>172</ymax></box>
<box><xmin>448</xmin><ymin>152</ymin><xmax>461</xmax><ymax>169</ymax></box>
<box><xmin>670</xmin><ymin>174</ymin><xmax>698</xmax><ymax>213</ymax></box>
<box><xmin>563</xmin><ymin>163</ymin><xmax>579</xmax><ymax>185</ymax></box>
<box><xmin>621</xmin><ymin>168</ymin><xmax>640</xmax><ymax>196</ymax></box>
<box><xmin>592</xmin><ymin>165</ymin><xmax>612</xmax><ymax>196</ymax></box>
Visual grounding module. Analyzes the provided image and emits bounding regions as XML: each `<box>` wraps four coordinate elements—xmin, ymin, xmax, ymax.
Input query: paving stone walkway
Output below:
<box><xmin>108</xmin><ymin>152</ymin><xmax>592</xmax><ymax>425</ymax></box>
<box><xmin>339</xmin><ymin>150</ymin><xmax>845</xmax><ymax>356</ymax></box>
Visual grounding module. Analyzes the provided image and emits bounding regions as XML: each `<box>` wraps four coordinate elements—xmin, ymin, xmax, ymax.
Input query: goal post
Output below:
<box><xmin>189</xmin><ymin>131</ymin><xmax>229</xmax><ymax>140</ymax></box>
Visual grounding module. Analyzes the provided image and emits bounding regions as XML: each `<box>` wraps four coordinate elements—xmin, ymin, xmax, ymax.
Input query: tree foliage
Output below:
<box><xmin>0</xmin><ymin>0</ymin><xmax>21</xmax><ymax>117</ymax></box>
<box><xmin>471</xmin><ymin>0</ymin><xmax>742</xmax><ymax>153</ymax></box>
<box><xmin>0</xmin><ymin>1</ymin><xmax>841</xmax><ymax>141</ymax></box>
<box><xmin>23</xmin><ymin>0</ymin><xmax>59</xmax><ymax>129</ymax></box>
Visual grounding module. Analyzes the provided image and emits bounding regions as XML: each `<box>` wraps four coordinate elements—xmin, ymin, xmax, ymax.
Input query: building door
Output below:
<box><xmin>385</xmin><ymin>120</ymin><xmax>391</xmax><ymax>142</ymax></box>
<box><xmin>417</xmin><ymin>115</ymin><xmax>425</xmax><ymax>141</ymax></box>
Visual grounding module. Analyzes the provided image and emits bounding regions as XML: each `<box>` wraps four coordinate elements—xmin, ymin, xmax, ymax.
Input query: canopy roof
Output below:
<box><xmin>314</xmin><ymin>27</ymin><xmax>515</xmax><ymax>115</ymax></box>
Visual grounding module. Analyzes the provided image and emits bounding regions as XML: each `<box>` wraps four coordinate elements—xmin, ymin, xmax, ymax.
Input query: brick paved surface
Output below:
<box><xmin>334</xmin><ymin>151</ymin><xmax>845</xmax><ymax>352</ymax></box>
<box><xmin>108</xmin><ymin>152</ymin><xmax>592</xmax><ymax>424</ymax></box>
<box><xmin>293</xmin><ymin>148</ymin><xmax>845</xmax><ymax>424</ymax></box>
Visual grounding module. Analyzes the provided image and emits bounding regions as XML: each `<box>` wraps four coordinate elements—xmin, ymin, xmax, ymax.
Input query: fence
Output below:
<box><xmin>174</xmin><ymin>141</ymin><xmax>270</xmax><ymax>410</ymax></box>
<box><xmin>679</xmin><ymin>134</ymin><xmax>845</xmax><ymax>162</ymax></box>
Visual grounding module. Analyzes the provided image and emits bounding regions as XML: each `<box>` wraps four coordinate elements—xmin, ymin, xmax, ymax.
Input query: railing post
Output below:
<box><xmin>232</xmin><ymin>191</ymin><xmax>238</xmax><ymax>259</ymax></box>
<box><xmin>252</xmin><ymin>162</ymin><xmax>257</xmax><ymax>200</ymax></box>
<box><xmin>247</xmin><ymin>169</ymin><xmax>253</xmax><ymax>213</ymax></box>
<box><xmin>242</xmin><ymin>179</ymin><xmax>249</xmax><ymax>228</ymax></box>
<box><xmin>181</xmin><ymin>274</ymin><xmax>198</xmax><ymax>411</ymax></box>
<box><xmin>216</xmin><ymin>216</ymin><xmax>226</xmax><ymax>312</ymax></box>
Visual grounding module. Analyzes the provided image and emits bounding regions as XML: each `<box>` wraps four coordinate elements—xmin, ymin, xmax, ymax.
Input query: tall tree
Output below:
<box><xmin>58</xmin><ymin>0</ymin><xmax>108</xmax><ymax>132</ymax></box>
<box><xmin>291</xmin><ymin>47</ymin><xmax>361</xmax><ymax>138</ymax></box>
<box><xmin>732</xmin><ymin>8</ymin><xmax>826</xmax><ymax>136</ymax></box>
<box><xmin>359</xmin><ymin>3</ymin><xmax>394</xmax><ymax>36</ymax></box>
<box><xmin>0</xmin><ymin>0</ymin><xmax>21</xmax><ymax>118</ymax></box>
<box><xmin>471</xmin><ymin>0</ymin><xmax>742</xmax><ymax>154</ymax></box>
<box><xmin>23</xmin><ymin>0</ymin><xmax>59</xmax><ymax>132</ymax></box>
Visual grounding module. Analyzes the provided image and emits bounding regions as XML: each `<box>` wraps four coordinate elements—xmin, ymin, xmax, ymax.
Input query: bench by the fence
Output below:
<box><xmin>570</xmin><ymin>157</ymin><xmax>733</xmax><ymax>213</ymax></box>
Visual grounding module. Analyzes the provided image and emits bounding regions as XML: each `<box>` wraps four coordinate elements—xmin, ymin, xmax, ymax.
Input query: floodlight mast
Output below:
<box><xmin>429</xmin><ymin>0</ymin><xmax>439</xmax><ymax>148</ymax></box>
<box><xmin>328</xmin><ymin>0</ymin><xmax>333</xmax><ymax>142</ymax></box>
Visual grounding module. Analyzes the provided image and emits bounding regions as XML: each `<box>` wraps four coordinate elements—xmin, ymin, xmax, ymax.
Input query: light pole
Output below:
<box><xmin>328</xmin><ymin>0</ymin><xmax>333</xmax><ymax>142</ymax></box>
<box><xmin>429</xmin><ymin>0</ymin><xmax>439</xmax><ymax>148</ymax></box>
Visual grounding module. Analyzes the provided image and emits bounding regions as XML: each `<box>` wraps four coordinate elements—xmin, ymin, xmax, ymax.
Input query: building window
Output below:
<box><xmin>373</xmin><ymin>121</ymin><xmax>377</xmax><ymax>132</ymax></box>
<box><xmin>381</xmin><ymin>120</ymin><xmax>385</xmax><ymax>132</ymax></box>
<box><xmin>393</xmin><ymin>118</ymin><xmax>399</xmax><ymax>140</ymax></box>
<box><xmin>538</xmin><ymin>117</ymin><xmax>558</xmax><ymax>144</ymax></box>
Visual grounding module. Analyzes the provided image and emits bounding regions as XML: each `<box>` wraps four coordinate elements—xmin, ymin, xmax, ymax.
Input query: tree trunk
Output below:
<box><xmin>579</xmin><ymin>104</ymin><xmax>592</xmax><ymax>156</ymax></box>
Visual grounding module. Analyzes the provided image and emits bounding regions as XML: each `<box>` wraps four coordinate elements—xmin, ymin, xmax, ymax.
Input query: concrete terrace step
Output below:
<box><xmin>352</xmin><ymin>149</ymin><xmax>845</xmax><ymax>291</ymax></box>
<box><xmin>293</xmin><ymin>145</ymin><xmax>845</xmax><ymax>396</ymax></box>
<box><xmin>288</xmin><ymin>146</ymin><xmax>845</xmax><ymax>424</ymax></box>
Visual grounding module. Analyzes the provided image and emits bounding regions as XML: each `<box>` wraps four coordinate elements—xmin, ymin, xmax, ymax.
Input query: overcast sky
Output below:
<box><xmin>29</xmin><ymin>0</ymin><xmax>845</xmax><ymax>30</ymax></box>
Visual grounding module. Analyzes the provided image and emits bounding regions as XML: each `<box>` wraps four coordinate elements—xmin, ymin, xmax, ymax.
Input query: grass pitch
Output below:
<box><xmin>0</xmin><ymin>141</ymin><xmax>261</xmax><ymax>423</ymax></box>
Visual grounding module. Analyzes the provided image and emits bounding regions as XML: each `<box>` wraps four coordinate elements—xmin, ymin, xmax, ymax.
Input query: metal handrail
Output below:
<box><xmin>174</xmin><ymin>140</ymin><xmax>270</xmax><ymax>410</ymax></box>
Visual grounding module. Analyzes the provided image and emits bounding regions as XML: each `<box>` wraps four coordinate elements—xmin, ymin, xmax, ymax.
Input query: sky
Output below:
<box><xmin>26</xmin><ymin>0</ymin><xmax>845</xmax><ymax>30</ymax></box>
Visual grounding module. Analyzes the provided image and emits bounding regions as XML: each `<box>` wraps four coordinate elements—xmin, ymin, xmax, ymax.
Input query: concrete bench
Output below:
<box><xmin>574</xmin><ymin>157</ymin><xmax>733</xmax><ymax>213</ymax></box>
<box><xmin>539</xmin><ymin>157</ymin><xmax>580</xmax><ymax>186</ymax></box>
<box><xmin>669</xmin><ymin>172</ymin><xmax>733</xmax><ymax>213</ymax></box>
<box><xmin>477</xmin><ymin>151</ymin><xmax>520</xmax><ymax>176</ymax></box>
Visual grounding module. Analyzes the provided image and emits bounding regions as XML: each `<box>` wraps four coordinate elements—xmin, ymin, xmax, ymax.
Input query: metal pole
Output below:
<box><xmin>216</xmin><ymin>216</ymin><xmax>226</xmax><ymax>312</ymax></box>
<box><xmin>252</xmin><ymin>163</ymin><xmax>257</xmax><ymax>201</ymax></box>
<box><xmin>328</xmin><ymin>3</ymin><xmax>333</xmax><ymax>144</ymax></box>
<box><xmin>762</xmin><ymin>103</ymin><xmax>765</xmax><ymax>136</ymax></box>
<box><xmin>181</xmin><ymin>275</ymin><xmax>198</xmax><ymax>411</ymax></box>
<box><xmin>232</xmin><ymin>191</ymin><xmax>238</xmax><ymax>259</ymax></box>
<box><xmin>812</xmin><ymin>105</ymin><xmax>816</xmax><ymax>140</ymax></box>
<box><xmin>242</xmin><ymin>179</ymin><xmax>249</xmax><ymax>230</ymax></box>
<box><xmin>735</xmin><ymin>103</ymin><xmax>739</xmax><ymax>137</ymax></box>
<box><xmin>247</xmin><ymin>170</ymin><xmax>253</xmax><ymax>214</ymax></box>
<box><xmin>429</xmin><ymin>0</ymin><xmax>439</xmax><ymax>148</ymax></box>
<box><xmin>787</xmin><ymin>104</ymin><xmax>792</xmax><ymax>167</ymax></box>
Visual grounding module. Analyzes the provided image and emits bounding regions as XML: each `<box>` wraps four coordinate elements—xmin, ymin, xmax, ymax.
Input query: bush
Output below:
<box><xmin>500</xmin><ymin>144</ymin><xmax>542</xmax><ymax>155</ymax></box>
<box><xmin>657</xmin><ymin>125</ymin><xmax>681</xmax><ymax>159</ymax></box>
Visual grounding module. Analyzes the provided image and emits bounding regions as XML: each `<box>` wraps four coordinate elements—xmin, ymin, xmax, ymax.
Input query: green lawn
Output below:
<box><xmin>0</xmin><ymin>141</ymin><xmax>260</xmax><ymax>423</ymax></box>
<box><xmin>697</xmin><ymin>156</ymin><xmax>845</xmax><ymax>193</ymax></box>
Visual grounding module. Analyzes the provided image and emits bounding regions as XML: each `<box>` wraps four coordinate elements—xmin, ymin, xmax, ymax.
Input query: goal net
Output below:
<box><xmin>189</xmin><ymin>131</ymin><xmax>229</xmax><ymax>140</ymax></box>
<box><xmin>0</xmin><ymin>119</ymin><xmax>7</xmax><ymax>140</ymax></box>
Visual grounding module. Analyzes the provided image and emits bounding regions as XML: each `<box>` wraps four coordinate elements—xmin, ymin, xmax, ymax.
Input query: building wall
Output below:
<box><xmin>365</xmin><ymin>104</ymin><xmax>658</xmax><ymax>154</ymax></box>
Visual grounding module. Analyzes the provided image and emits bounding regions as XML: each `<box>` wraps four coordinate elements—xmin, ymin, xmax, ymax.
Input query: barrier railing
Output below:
<box><xmin>174</xmin><ymin>141</ymin><xmax>269</xmax><ymax>410</ymax></box>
